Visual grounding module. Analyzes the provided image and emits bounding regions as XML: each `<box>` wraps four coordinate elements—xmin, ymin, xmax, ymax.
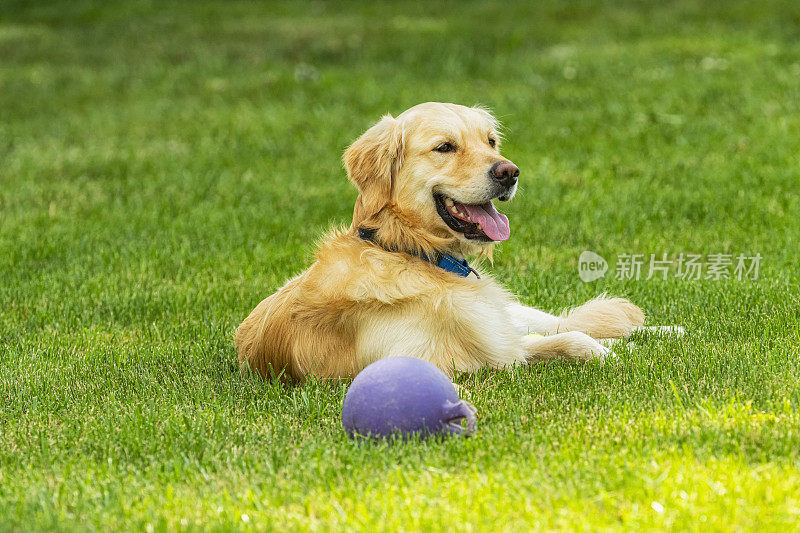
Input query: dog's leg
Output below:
<box><xmin>521</xmin><ymin>331</ymin><xmax>610</xmax><ymax>363</ymax></box>
<box><xmin>508</xmin><ymin>295</ymin><xmax>645</xmax><ymax>339</ymax></box>
<box><xmin>506</xmin><ymin>303</ymin><xmax>562</xmax><ymax>336</ymax></box>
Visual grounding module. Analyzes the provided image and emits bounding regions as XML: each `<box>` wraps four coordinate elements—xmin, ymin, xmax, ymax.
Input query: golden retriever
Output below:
<box><xmin>236</xmin><ymin>102</ymin><xmax>654</xmax><ymax>380</ymax></box>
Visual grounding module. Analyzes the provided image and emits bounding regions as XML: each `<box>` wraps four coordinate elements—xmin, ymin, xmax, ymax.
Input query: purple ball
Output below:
<box><xmin>341</xmin><ymin>357</ymin><xmax>477</xmax><ymax>439</ymax></box>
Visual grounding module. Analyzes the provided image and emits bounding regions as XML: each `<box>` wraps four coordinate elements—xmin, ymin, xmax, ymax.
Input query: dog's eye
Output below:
<box><xmin>434</xmin><ymin>142</ymin><xmax>455</xmax><ymax>153</ymax></box>
<box><xmin>488</xmin><ymin>138</ymin><xmax>497</xmax><ymax>148</ymax></box>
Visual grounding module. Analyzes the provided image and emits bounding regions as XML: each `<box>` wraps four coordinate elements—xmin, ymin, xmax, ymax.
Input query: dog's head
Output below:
<box><xmin>344</xmin><ymin>102</ymin><xmax>518</xmax><ymax>255</ymax></box>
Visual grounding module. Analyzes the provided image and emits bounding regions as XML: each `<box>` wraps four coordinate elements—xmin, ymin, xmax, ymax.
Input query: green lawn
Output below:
<box><xmin>2</xmin><ymin>0</ymin><xmax>800</xmax><ymax>530</ymax></box>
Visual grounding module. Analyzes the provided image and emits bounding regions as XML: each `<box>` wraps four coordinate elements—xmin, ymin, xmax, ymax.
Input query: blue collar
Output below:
<box><xmin>358</xmin><ymin>228</ymin><xmax>479</xmax><ymax>279</ymax></box>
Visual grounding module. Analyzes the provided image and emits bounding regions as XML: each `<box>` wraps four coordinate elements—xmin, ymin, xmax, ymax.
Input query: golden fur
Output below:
<box><xmin>236</xmin><ymin>102</ymin><xmax>647</xmax><ymax>379</ymax></box>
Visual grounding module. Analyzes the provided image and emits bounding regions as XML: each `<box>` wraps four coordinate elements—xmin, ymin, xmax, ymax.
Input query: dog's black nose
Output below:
<box><xmin>490</xmin><ymin>161</ymin><xmax>519</xmax><ymax>188</ymax></box>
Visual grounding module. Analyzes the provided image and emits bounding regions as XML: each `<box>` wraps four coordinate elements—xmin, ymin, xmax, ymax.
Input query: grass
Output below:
<box><xmin>1</xmin><ymin>0</ymin><xmax>800</xmax><ymax>530</ymax></box>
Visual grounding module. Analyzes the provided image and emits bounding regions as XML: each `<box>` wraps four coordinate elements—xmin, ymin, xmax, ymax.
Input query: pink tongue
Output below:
<box><xmin>459</xmin><ymin>202</ymin><xmax>510</xmax><ymax>241</ymax></box>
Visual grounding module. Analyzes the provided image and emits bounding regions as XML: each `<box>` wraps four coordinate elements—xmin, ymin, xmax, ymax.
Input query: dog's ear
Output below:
<box><xmin>344</xmin><ymin>114</ymin><xmax>404</xmax><ymax>227</ymax></box>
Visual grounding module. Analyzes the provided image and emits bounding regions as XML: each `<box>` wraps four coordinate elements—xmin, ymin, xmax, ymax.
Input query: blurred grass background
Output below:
<box><xmin>1</xmin><ymin>1</ymin><xmax>799</xmax><ymax>530</ymax></box>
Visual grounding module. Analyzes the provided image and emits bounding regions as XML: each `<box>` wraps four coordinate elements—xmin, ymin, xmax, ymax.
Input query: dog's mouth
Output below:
<box><xmin>434</xmin><ymin>193</ymin><xmax>510</xmax><ymax>242</ymax></box>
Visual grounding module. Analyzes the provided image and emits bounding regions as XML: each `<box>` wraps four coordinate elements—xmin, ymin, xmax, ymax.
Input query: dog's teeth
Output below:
<box><xmin>477</xmin><ymin>224</ymin><xmax>482</xmax><ymax>230</ymax></box>
<box><xmin>444</xmin><ymin>198</ymin><xmax>454</xmax><ymax>207</ymax></box>
<box><xmin>450</xmin><ymin>206</ymin><xmax>458</xmax><ymax>214</ymax></box>
<box><xmin>466</xmin><ymin>216</ymin><xmax>472</xmax><ymax>221</ymax></box>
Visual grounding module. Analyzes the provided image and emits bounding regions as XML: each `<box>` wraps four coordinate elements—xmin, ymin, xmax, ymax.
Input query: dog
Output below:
<box><xmin>236</xmin><ymin>102</ymin><xmax>656</xmax><ymax>380</ymax></box>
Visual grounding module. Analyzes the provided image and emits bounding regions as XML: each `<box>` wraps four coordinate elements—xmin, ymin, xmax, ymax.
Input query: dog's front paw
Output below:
<box><xmin>522</xmin><ymin>331</ymin><xmax>613</xmax><ymax>363</ymax></box>
<box><xmin>562</xmin><ymin>331</ymin><xmax>610</xmax><ymax>363</ymax></box>
<box><xmin>561</xmin><ymin>296</ymin><xmax>645</xmax><ymax>339</ymax></box>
